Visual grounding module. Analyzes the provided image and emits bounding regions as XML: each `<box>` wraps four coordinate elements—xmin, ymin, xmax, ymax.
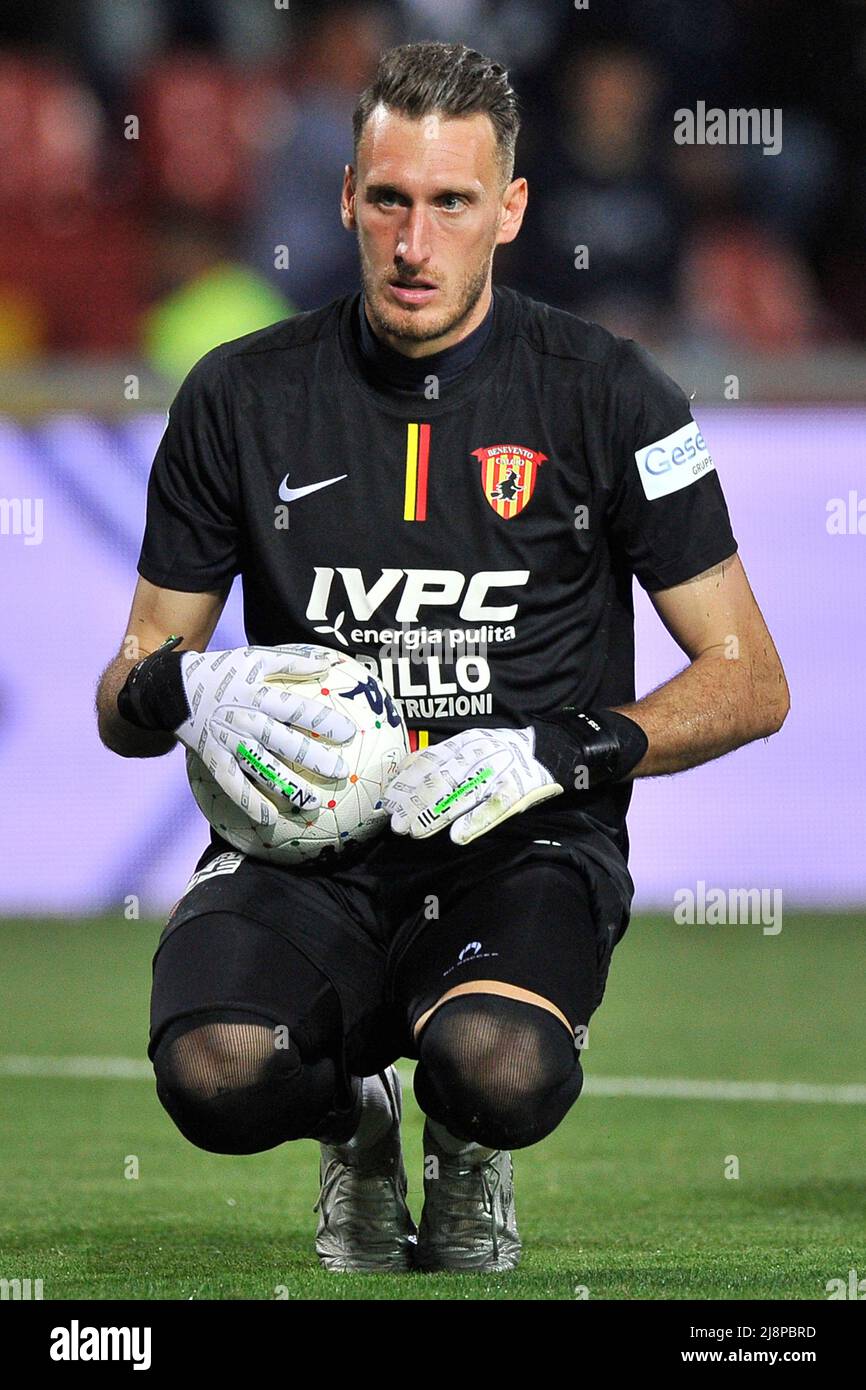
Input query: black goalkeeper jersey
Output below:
<box><xmin>138</xmin><ymin>285</ymin><xmax>737</xmax><ymax>883</ymax></box>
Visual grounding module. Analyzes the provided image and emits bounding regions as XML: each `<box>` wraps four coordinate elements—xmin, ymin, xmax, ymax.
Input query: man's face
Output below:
<box><xmin>342</xmin><ymin>107</ymin><xmax>526</xmax><ymax>354</ymax></box>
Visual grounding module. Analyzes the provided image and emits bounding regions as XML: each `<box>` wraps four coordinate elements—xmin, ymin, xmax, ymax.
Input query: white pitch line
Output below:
<box><xmin>0</xmin><ymin>1056</ymin><xmax>864</xmax><ymax>1104</ymax></box>
<box><xmin>582</xmin><ymin>1075</ymin><xmax>866</xmax><ymax>1105</ymax></box>
<box><xmin>0</xmin><ymin>1055</ymin><xmax>154</xmax><ymax>1079</ymax></box>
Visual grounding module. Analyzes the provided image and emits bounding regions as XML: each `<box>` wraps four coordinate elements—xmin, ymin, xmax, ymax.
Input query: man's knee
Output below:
<box><xmin>413</xmin><ymin>993</ymin><xmax>583</xmax><ymax>1150</ymax></box>
<box><xmin>152</xmin><ymin>1011</ymin><xmax>356</xmax><ymax>1154</ymax></box>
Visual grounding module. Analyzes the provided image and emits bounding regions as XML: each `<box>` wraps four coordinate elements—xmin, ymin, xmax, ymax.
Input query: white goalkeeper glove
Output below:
<box><xmin>382</xmin><ymin>726</ymin><xmax>564</xmax><ymax>846</ymax></box>
<box><xmin>117</xmin><ymin>638</ymin><xmax>356</xmax><ymax>828</ymax></box>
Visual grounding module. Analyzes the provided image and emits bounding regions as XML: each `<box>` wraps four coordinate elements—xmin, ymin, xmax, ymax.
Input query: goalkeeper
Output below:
<box><xmin>96</xmin><ymin>41</ymin><xmax>789</xmax><ymax>1274</ymax></box>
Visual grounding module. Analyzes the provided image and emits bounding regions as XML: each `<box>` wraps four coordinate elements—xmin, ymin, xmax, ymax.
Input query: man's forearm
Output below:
<box><xmin>614</xmin><ymin>647</ymin><xmax>789</xmax><ymax>779</ymax></box>
<box><xmin>95</xmin><ymin>651</ymin><xmax>178</xmax><ymax>759</ymax></box>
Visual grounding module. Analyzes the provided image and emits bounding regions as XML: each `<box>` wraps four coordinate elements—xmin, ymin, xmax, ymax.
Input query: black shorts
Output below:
<box><xmin>149</xmin><ymin>816</ymin><xmax>634</xmax><ymax>1078</ymax></box>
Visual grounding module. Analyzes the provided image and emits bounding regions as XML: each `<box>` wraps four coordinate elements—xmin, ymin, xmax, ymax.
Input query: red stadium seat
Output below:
<box><xmin>0</xmin><ymin>55</ymin><xmax>144</xmax><ymax>352</ymax></box>
<box><xmin>680</xmin><ymin>222</ymin><xmax>821</xmax><ymax>350</ymax></box>
<box><xmin>134</xmin><ymin>53</ymin><xmax>287</xmax><ymax>216</ymax></box>
<box><xmin>0</xmin><ymin>211</ymin><xmax>146</xmax><ymax>353</ymax></box>
<box><xmin>0</xmin><ymin>54</ymin><xmax>103</xmax><ymax>209</ymax></box>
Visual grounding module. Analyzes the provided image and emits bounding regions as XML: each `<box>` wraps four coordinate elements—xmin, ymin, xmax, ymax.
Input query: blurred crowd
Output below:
<box><xmin>1</xmin><ymin>0</ymin><xmax>864</xmax><ymax>375</ymax></box>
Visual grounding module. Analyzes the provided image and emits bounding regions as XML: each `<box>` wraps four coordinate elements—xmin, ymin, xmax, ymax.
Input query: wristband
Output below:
<box><xmin>116</xmin><ymin>634</ymin><xmax>189</xmax><ymax>732</ymax></box>
<box><xmin>530</xmin><ymin>706</ymin><xmax>648</xmax><ymax>791</ymax></box>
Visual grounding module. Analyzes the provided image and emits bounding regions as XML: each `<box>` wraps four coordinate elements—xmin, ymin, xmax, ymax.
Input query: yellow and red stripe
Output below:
<box><xmin>403</xmin><ymin>422</ymin><xmax>430</xmax><ymax>521</ymax></box>
<box><xmin>407</xmin><ymin>729</ymin><xmax>430</xmax><ymax>752</ymax></box>
<box><xmin>486</xmin><ymin>454</ymin><xmax>535</xmax><ymax>519</ymax></box>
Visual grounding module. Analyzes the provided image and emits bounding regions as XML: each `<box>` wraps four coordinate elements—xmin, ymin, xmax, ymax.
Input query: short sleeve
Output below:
<box><xmin>602</xmin><ymin>338</ymin><xmax>737</xmax><ymax>592</ymax></box>
<box><xmin>137</xmin><ymin>347</ymin><xmax>240</xmax><ymax>592</ymax></box>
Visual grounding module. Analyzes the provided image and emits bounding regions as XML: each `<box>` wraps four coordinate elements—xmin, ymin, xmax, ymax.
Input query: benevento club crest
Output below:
<box><xmin>471</xmin><ymin>444</ymin><xmax>547</xmax><ymax>519</ymax></box>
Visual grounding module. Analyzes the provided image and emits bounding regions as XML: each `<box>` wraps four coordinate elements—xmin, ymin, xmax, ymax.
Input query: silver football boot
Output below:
<box><xmin>414</xmin><ymin>1119</ymin><xmax>521</xmax><ymax>1272</ymax></box>
<box><xmin>314</xmin><ymin>1066</ymin><xmax>417</xmax><ymax>1273</ymax></box>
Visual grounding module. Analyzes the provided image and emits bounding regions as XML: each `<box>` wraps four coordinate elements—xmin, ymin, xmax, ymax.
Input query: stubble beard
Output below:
<box><xmin>358</xmin><ymin>239</ymin><xmax>494</xmax><ymax>348</ymax></box>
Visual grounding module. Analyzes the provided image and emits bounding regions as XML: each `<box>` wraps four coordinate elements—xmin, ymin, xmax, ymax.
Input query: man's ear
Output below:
<box><xmin>341</xmin><ymin>165</ymin><xmax>357</xmax><ymax>231</ymax></box>
<box><xmin>495</xmin><ymin>176</ymin><xmax>528</xmax><ymax>247</ymax></box>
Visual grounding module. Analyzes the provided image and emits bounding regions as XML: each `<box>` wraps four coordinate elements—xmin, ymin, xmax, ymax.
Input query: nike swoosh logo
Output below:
<box><xmin>278</xmin><ymin>473</ymin><xmax>347</xmax><ymax>503</ymax></box>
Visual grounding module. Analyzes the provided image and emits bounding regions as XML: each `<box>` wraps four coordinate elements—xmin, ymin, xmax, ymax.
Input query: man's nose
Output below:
<box><xmin>395</xmin><ymin>207</ymin><xmax>432</xmax><ymax>267</ymax></box>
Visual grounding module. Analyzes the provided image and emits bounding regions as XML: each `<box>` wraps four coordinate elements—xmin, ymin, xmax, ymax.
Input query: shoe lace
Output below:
<box><xmin>312</xmin><ymin>1158</ymin><xmax>344</xmax><ymax>1230</ymax></box>
<box><xmin>435</xmin><ymin>1153</ymin><xmax>504</xmax><ymax>1261</ymax></box>
<box><xmin>313</xmin><ymin>1156</ymin><xmax>404</xmax><ymax>1237</ymax></box>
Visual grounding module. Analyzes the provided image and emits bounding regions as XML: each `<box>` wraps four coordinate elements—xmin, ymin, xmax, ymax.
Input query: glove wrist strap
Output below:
<box><xmin>530</xmin><ymin>706</ymin><xmax>648</xmax><ymax>790</ymax></box>
<box><xmin>116</xmin><ymin>635</ymin><xmax>189</xmax><ymax>732</ymax></box>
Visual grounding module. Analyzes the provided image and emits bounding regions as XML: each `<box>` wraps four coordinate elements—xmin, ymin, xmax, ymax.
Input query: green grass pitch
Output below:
<box><xmin>1</xmin><ymin>911</ymin><xmax>864</xmax><ymax>1300</ymax></box>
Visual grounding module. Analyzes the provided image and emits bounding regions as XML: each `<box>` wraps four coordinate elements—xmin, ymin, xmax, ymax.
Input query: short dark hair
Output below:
<box><xmin>352</xmin><ymin>41</ymin><xmax>520</xmax><ymax>184</ymax></box>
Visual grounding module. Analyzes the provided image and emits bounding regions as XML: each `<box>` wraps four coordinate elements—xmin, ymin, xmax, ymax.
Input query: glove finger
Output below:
<box><xmin>405</xmin><ymin>758</ymin><xmax>499</xmax><ymax>838</ymax></box>
<box><xmin>253</xmin><ymin>643</ymin><xmax>334</xmax><ymax>677</ymax></box>
<box><xmin>409</xmin><ymin>740</ymin><xmax>541</xmax><ymax>839</ymax></box>
<box><xmin>383</xmin><ymin>737</ymin><xmax>501</xmax><ymax>836</ymax></box>
<box><xmin>253</xmin><ymin>687</ymin><xmax>356</xmax><ymax>744</ymax></box>
<box><xmin>383</xmin><ymin>746</ymin><xmax>442</xmax><ymax>798</ymax></box>
<box><xmin>212</xmin><ymin>707</ymin><xmax>349</xmax><ymax>780</ymax></box>
<box><xmin>386</xmin><ymin>739</ymin><xmax>480</xmax><ymax>800</ymax></box>
<box><xmin>230</xmin><ymin>736</ymin><xmax>322</xmax><ymax>814</ymax></box>
<box><xmin>382</xmin><ymin>756</ymin><xmax>458</xmax><ymax>834</ymax></box>
<box><xmin>211</xmin><ymin>647</ymin><xmax>327</xmax><ymax>695</ymax></box>
<box><xmin>202</xmin><ymin>738</ymin><xmax>282</xmax><ymax>828</ymax></box>
<box><xmin>208</xmin><ymin>718</ymin><xmax>322</xmax><ymax>812</ymax></box>
<box><xmin>450</xmin><ymin>780</ymin><xmax>564</xmax><ymax>846</ymax></box>
<box><xmin>384</xmin><ymin>746</ymin><xmax>426</xmax><ymax>783</ymax></box>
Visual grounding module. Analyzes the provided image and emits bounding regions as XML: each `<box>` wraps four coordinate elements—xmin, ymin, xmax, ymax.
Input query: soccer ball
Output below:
<box><xmin>185</xmin><ymin>648</ymin><xmax>409</xmax><ymax>865</ymax></box>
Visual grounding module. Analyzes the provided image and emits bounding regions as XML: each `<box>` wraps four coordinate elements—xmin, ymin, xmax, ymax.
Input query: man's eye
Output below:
<box><xmin>440</xmin><ymin>196</ymin><xmax>464</xmax><ymax>211</ymax></box>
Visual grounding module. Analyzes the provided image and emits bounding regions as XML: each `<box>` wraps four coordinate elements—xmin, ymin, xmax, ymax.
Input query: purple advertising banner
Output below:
<box><xmin>0</xmin><ymin>406</ymin><xmax>862</xmax><ymax>914</ymax></box>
